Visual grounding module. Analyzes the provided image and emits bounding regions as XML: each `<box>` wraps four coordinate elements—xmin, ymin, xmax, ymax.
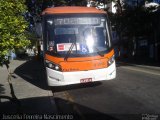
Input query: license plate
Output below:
<box><xmin>80</xmin><ymin>78</ymin><xmax>92</xmax><ymax>83</ymax></box>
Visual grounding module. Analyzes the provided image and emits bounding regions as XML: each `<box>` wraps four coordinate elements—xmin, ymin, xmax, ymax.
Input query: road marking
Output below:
<box><xmin>121</xmin><ymin>66</ymin><xmax>160</xmax><ymax>76</ymax></box>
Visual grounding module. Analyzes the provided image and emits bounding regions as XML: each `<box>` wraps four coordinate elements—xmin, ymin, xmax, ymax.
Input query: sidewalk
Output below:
<box><xmin>0</xmin><ymin>59</ymin><xmax>57</xmax><ymax>115</ymax></box>
<box><xmin>116</xmin><ymin>56</ymin><xmax>160</xmax><ymax>68</ymax></box>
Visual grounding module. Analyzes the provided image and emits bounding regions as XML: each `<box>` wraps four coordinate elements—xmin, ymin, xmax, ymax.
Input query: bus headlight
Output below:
<box><xmin>108</xmin><ymin>55</ymin><xmax>115</xmax><ymax>66</ymax></box>
<box><xmin>45</xmin><ymin>60</ymin><xmax>62</xmax><ymax>71</ymax></box>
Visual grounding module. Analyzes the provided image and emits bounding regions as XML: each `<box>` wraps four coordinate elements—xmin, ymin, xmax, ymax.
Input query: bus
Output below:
<box><xmin>41</xmin><ymin>6</ymin><xmax>116</xmax><ymax>86</ymax></box>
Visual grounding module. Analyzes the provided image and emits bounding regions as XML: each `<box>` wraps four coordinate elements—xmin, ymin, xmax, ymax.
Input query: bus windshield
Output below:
<box><xmin>45</xmin><ymin>14</ymin><xmax>111</xmax><ymax>57</ymax></box>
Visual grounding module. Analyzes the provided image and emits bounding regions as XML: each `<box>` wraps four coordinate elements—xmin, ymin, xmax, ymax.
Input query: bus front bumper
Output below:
<box><xmin>46</xmin><ymin>62</ymin><xmax>116</xmax><ymax>86</ymax></box>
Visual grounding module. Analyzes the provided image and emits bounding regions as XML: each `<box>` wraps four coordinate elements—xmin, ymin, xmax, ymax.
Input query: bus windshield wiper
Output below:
<box><xmin>64</xmin><ymin>31</ymin><xmax>77</xmax><ymax>61</ymax></box>
<box><xmin>64</xmin><ymin>42</ymin><xmax>75</xmax><ymax>61</ymax></box>
<box><xmin>94</xmin><ymin>46</ymin><xmax>104</xmax><ymax>57</ymax></box>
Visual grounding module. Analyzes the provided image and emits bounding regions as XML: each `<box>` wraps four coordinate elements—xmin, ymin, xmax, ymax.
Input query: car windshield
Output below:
<box><xmin>46</xmin><ymin>14</ymin><xmax>111</xmax><ymax>57</ymax></box>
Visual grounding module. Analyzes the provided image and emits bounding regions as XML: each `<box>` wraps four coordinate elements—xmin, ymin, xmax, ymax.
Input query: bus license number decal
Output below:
<box><xmin>57</xmin><ymin>44</ymin><xmax>64</xmax><ymax>51</ymax></box>
<box><xmin>57</xmin><ymin>43</ymin><xmax>80</xmax><ymax>52</ymax></box>
<box><xmin>80</xmin><ymin>78</ymin><xmax>92</xmax><ymax>83</ymax></box>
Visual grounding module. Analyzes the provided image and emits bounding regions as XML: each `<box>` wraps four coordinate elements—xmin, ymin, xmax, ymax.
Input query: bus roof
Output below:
<box><xmin>42</xmin><ymin>6</ymin><xmax>106</xmax><ymax>15</ymax></box>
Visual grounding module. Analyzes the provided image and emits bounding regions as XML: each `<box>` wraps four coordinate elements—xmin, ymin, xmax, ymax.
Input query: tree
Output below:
<box><xmin>0</xmin><ymin>0</ymin><xmax>30</xmax><ymax>65</ymax></box>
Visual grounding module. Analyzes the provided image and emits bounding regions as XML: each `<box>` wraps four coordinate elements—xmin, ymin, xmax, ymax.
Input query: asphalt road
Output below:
<box><xmin>52</xmin><ymin>63</ymin><xmax>160</xmax><ymax>120</ymax></box>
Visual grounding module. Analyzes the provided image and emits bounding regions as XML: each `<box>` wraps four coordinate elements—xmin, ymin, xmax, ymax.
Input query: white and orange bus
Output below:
<box><xmin>41</xmin><ymin>6</ymin><xmax>116</xmax><ymax>86</ymax></box>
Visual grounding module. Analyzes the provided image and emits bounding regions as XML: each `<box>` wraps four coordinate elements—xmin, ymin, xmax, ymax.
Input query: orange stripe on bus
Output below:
<box><xmin>45</xmin><ymin>49</ymin><xmax>114</xmax><ymax>72</ymax></box>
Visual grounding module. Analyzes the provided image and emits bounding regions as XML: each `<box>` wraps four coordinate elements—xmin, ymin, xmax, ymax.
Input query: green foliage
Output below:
<box><xmin>0</xmin><ymin>0</ymin><xmax>30</xmax><ymax>65</ymax></box>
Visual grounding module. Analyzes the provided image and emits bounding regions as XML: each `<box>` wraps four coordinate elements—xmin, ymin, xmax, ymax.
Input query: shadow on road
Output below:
<box><xmin>0</xmin><ymin>96</ymin><xmax>119</xmax><ymax>120</ymax></box>
<box><xmin>0</xmin><ymin>96</ymin><xmax>55</xmax><ymax>114</ymax></box>
<box><xmin>54</xmin><ymin>97</ymin><xmax>119</xmax><ymax>120</ymax></box>
<box><xmin>51</xmin><ymin>82</ymin><xmax>102</xmax><ymax>92</ymax></box>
